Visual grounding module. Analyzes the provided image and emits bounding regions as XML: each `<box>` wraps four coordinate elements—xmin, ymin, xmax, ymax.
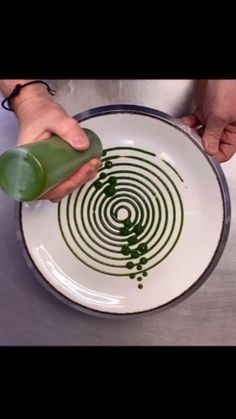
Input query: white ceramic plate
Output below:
<box><xmin>17</xmin><ymin>105</ymin><xmax>231</xmax><ymax>317</ymax></box>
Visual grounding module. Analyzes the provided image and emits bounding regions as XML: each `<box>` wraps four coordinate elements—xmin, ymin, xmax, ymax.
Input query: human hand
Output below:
<box><xmin>181</xmin><ymin>80</ymin><xmax>236</xmax><ymax>163</ymax></box>
<box><xmin>14</xmin><ymin>87</ymin><xmax>100</xmax><ymax>201</ymax></box>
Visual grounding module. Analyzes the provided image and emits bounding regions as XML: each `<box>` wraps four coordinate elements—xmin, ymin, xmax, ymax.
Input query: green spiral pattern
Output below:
<box><xmin>58</xmin><ymin>147</ymin><xmax>184</xmax><ymax>288</ymax></box>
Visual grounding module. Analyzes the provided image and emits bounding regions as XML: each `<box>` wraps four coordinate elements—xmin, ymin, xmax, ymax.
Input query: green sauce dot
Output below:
<box><xmin>120</xmin><ymin>227</ymin><xmax>129</xmax><ymax>236</ymax></box>
<box><xmin>108</xmin><ymin>176</ymin><xmax>117</xmax><ymax>185</ymax></box>
<box><xmin>126</xmin><ymin>262</ymin><xmax>134</xmax><ymax>269</ymax></box>
<box><xmin>129</xmin><ymin>273</ymin><xmax>135</xmax><ymax>279</ymax></box>
<box><xmin>94</xmin><ymin>180</ymin><xmax>103</xmax><ymax>190</ymax></box>
<box><xmin>121</xmin><ymin>245</ymin><xmax>130</xmax><ymax>255</ymax></box>
<box><xmin>138</xmin><ymin>284</ymin><xmax>143</xmax><ymax>289</ymax></box>
<box><xmin>138</xmin><ymin>243</ymin><xmax>148</xmax><ymax>254</ymax></box>
<box><xmin>99</xmin><ymin>172</ymin><xmax>107</xmax><ymax>179</ymax></box>
<box><xmin>133</xmin><ymin>224</ymin><xmax>144</xmax><ymax>235</ymax></box>
<box><xmin>140</xmin><ymin>257</ymin><xmax>147</xmax><ymax>264</ymax></box>
<box><xmin>137</xmin><ymin>264</ymin><xmax>142</xmax><ymax>270</ymax></box>
<box><xmin>104</xmin><ymin>186</ymin><xmax>116</xmax><ymax>197</ymax></box>
<box><xmin>102</xmin><ymin>150</ymin><xmax>107</xmax><ymax>156</ymax></box>
<box><xmin>105</xmin><ymin>161</ymin><xmax>113</xmax><ymax>169</ymax></box>
<box><xmin>131</xmin><ymin>250</ymin><xmax>139</xmax><ymax>259</ymax></box>
<box><xmin>123</xmin><ymin>218</ymin><xmax>132</xmax><ymax>228</ymax></box>
<box><xmin>142</xmin><ymin>271</ymin><xmax>148</xmax><ymax>277</ymax></box>
<box><xmin>137</xmin><ymin>277</ymin><xmax>142</xmax><ymax>282</ymax></box>
<box><xmin>128</xmin><ymin>235</ymin><xmax>138</xmax><ymax>245</ymax></box>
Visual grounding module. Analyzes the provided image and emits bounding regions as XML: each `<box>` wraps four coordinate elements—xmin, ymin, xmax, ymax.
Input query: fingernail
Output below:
<box><xmin>51</xmin><ymin>198</ymin><xmax>61</xmax><ymax>203</ymax></box>
<box><xmin>73</xmin><ymin>134</ymin><xmax>89</xmax><ymax>149</ymax></box>
<box><xmin>90</xmin><ymin>158</ymin><xmax>101</xmax><ymax>169</ymax></box>
<box><xmin>206</xmin><ymin>142</ymin><xmax>218</xmax><ymax>154</ymax></box>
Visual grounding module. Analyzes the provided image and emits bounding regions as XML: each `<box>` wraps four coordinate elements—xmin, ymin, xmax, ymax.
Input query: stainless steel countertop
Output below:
<box><xmin>0</xmin><ymin>80</ymin><xmax>235</xmax><ymax>345</ymax></box>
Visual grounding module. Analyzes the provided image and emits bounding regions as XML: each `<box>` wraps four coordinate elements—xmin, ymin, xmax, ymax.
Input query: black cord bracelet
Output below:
<box><xmin>1</xmin><ymin>80</ymin><xmax>56</xmax><ymax>111</ymax></box>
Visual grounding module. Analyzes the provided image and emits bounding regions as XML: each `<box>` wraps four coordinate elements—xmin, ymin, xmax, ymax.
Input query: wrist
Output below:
<box><xmin>16</xmin><ymin>97</ymin><xmax>57</xmax><ymax>126</ymax></box>
<box><xmin>13</xmin><ymin>83</ymin><xmax>53</xmax><ymax>114</ymax></box>
<box><xmin>0</xmin><ymin>79</ymin><xmax>55</xmax><ymax>114</ymax></box>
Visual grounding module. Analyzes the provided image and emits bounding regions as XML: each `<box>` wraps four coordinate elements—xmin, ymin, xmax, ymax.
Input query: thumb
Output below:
<box><xmin>55</xmin><ymin>116</ymin><xmax>90</xmax><ymax>151</ymax></box>
<box><xmin>180</xmin><ymin>114</ymin><xmax>200</xmax><ymax>128</ymax></box>
<box><xmin>202</xmin><ymin>115</ymin><xmax>225</xmax><ymax>155</ymax></box>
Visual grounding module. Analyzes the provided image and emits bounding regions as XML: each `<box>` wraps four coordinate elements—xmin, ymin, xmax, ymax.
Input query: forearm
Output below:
<box><xmin>0</xmin><ymin>79</ymin><xmax>52</xmax><ymax>114</ymax></box>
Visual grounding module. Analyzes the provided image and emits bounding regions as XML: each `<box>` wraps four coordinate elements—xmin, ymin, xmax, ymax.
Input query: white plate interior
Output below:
<box><xmin>20</xmin><ymin>111</ymin><xmax>227</xmax><ymax>315</ymax></box>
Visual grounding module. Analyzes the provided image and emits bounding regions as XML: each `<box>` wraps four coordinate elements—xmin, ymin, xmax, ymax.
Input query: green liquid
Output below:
<box><xmin>0</xmin><ymin>128</ymin><xmax>102</xmax><ymax>201</ymax></box>
<box><xmin>108</xmin><ymin>176</ymin><xmax>117</xmax><ymax>185</ymax></box>
<box><xmin>58</xmin><ymin>145</ymin><xmax>184</xmax><ymax>288</ymax></box>
<box><xmin>100</xmin><ymin>172</ymin><xmax>107</xmax><ymax>179</ymax></box>
<box><xmin>121</xmin><ymin>245</ymin><xmax>130</xmax><ymax>256</ymax></box>
<box><xmin>131</xmin><ymin>250</ymin><xmax>139</xmax><ymax>259</ymax></box>
<box><xmin>105</xmin><ymin>161</ymin><xmax>113</xmax><ymax>169</ymax></box>
<box><xmin>123</xmin><ymin>218</ymin><xmax>132</xmax><ymax>228</ymax></box>
<box><xmin>126</xmin><ymin>262</ymin><xmax>134</xmax><ymax>269</ymax></box>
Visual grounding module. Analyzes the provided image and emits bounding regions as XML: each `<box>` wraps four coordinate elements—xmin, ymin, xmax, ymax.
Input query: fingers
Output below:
<box><xmin>15</xmin><ymin>99</ymin><xmax>101</xmax><ymax>201</ymax></box>
<box><xmin>214</xmin><ymin>145</ymin><xmax>236</xmax><ymax>163</ymax></box>
<box><xmin>18</xmin><ymin>100</ymin><xmax>90</xmax><ymax>151</ymax></box>
<box><xmin>202</xmin><ymin>115</ymin><xmax>226</xmax><ymax>155</ymax></box>
<box><xmin>214</xmin><ymin>131</ymin><xmax>236</xmax><ymax>163</ymax></box>
<box><xmin>52</xmin><ymin>116</ymin><xmax>90</xmax><ymax>151</ymax></box>
<box><xmin>180</xmin><ymin>114</ymin><xmax>200</xmax><ymax>128</ymax></box>
<box><xmin>180</xmin><ymin>111</ymin><xmax>235</xmax><ymax>162</ymax></box>
<box><xmin>42</xmin><ymin>158</ymin><xmax>101</xmax><ymax>202</ymax></box>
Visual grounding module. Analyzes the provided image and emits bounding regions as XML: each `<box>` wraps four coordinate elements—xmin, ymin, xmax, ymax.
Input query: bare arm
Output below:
<box><xmin>0</xmin><ymin>79</ymin><xmax>50</xmax><ymax>113</ymax></box>
<box><xmin>0</xmin><ymin>80</ymin><xmax>100</xmax><ymax>201</ymax></box>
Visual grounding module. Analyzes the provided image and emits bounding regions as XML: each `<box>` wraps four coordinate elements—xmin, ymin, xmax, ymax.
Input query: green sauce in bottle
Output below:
<box><xmin>0</xmin><ymin>128</ymin><xmax>102</xmax><ymax>201</ymax></box>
